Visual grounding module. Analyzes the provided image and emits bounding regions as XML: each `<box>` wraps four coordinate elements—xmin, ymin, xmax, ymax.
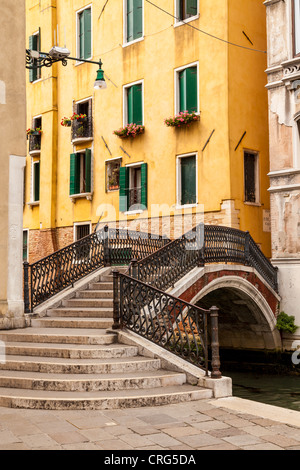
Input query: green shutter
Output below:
<box><xmin>119</xmin><ymin>166</ymin><xmax>129</xmax><ymax>212</ymax></box>
<box><xmin>133</xmin><ymin>0</ymin><xmax>143</xmax><ymax>40</ymax></box>
<box><xmin>70</xmin><ymin>153</ymin><xmax>80</xmax><ymax>195</ymax></box>
<box><xmin>179</xmin><ymin>67</ymin><xmax>197</xmax><ymax>113</ymax></box>
<box><xmin>79</xmin><ymin>12</ymin><xmax>84</xmax><ymax>59</ymax></box>
<box><xmin>127</xmin><ymin>0</ymin><xmax>134</xmax><ymax>42</ymax></box>
<box><xmin>29</xmin><ymin>35</ymin><xmax>38</xmax><ymax>82</ymax></box>
<box><xmin>84</xmin><ymin>8</ymin><xmax>92</xmax><ymax>59</ymax></box>
<box><xmin>181</xmin><ymin>156</ymin><xmax>196</xmax><ymax>205</ymax></box>
<box><xmin>34</xmin><ymin>161</ymin><xmax>40</xmax><ymax>202</ymax></box>
<box><xmin>186</xmin><ymin>0</ymin><xmax>198</xmax><ymax>16</ymax></box>
<box><xmin>128</xmin><ymin>84</ymin><xmax>143</xmax><ymax>125</ymax></box>
<box><xmin>85</xmin><ymin>148</ymin><xmax>92</xmax><ymax>193</ymax></box>
<box><xmin>140</xmin><ymin>163</ymin><xmax>147</xmax><ymax>209</ymax></box>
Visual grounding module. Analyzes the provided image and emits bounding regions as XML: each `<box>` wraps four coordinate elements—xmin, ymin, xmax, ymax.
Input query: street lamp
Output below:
<box><xmin>26</xmin><ymin>46</ymin><xmax>107</xmax><ymax>90</ymax></box>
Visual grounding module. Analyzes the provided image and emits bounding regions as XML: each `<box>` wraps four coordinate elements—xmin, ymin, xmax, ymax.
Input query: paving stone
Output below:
<box><xmin>100</xmin><ymin>439</ymin><xmax>135</xmax><ymax>450</ymax></box>
<box><xmin>21</xmin><ymin>433</ymin><xmax>61</xmax><ymax>449</ymax></box>
<box><xmin>223</xmin><ymin>434</ymin><xmax>263</xmax><ymax>447</ymax></box>
<box><xmin>222</xmin><ymin>417</ymin><xmax>255</xmax><ymax>428</ymax></box>
<box><xmin>144</xmin><ymin>432</ymin><xmax>182</xmax><ymax>448</ymax></box>
<box><xmin>241</xmin><ymin>425</ymin><xmax>276</xmax><ymax>437</ymax></box>
<box><xmin>129</xmin><ymin>425</ymin><xmax>160</xmax><ymax>435</ymax></box>
<box><xmin>190</xmin><ymin>419</ymin><xmax>231</xmax><ymax>431</ymax></box>
<box><xmin>208</xmin><ymin>427</ymin><xmax>246</xmax><ymax>439</ymax></box>
<box><xmin>250</xmin><ymin>418</ymin><xmax>280</xmax><ymax>427</ymax></box>
<box><xmin>179</xmin><ymin>433</ymin><xmax>224</xmax><ymax>448</ymax></box>
<box><xmin>0</xmin><ymin>430</ymin><xmax>21</xmax><ymax>445</ymax></box>
<box><xmin>242</xmin><ymin>443</ymin><xmax>284</xmax><ymax>450</ymax></box>
<box><xmin>197</xmin><ymin>443</ymin><xmax>240</xmax><ymax>450</ymax></box>
<box><xmin>118</xmin><ymin>433</ymin><xmax>155</xmax><ymax>448</ymax></box>
<box><xmin>161</xmin><ymin>425</ymin><xmax>203</xmax><ymax>438</ymax></box>
<box><xmin>136</xmin><ymin>413</ymin><xmax>180</xmax><ymax>426</ymax></box>
<box><xmin>49</xmin><ymin>431</ymin><xmax>89</xmax><ymax>445</ymax></box>
<box><xmin>62</xmin><ymin>442</ymin><xmax>102</xmax><ymax>450</ymax></box>
<box><xmin>261</xmin><ymin>434</ymin><xmax>300</xmax><ymax>448</ymax></box>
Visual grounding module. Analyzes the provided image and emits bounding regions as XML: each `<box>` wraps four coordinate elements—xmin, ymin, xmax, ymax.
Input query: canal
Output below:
<box><xmin>220</xmin><ymin>349</ymin><xmax>300</xmax><ymax>412</ymax></box>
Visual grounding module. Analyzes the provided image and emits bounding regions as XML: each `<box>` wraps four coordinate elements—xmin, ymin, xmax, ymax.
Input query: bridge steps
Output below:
<box><xmin>0</xmin><ymin>268</ymin><xmax>213</xmax><ymax>410</ymax></box>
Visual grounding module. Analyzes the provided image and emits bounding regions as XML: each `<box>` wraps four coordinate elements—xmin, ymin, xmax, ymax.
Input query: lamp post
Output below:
<box><xmin>26</xmin><ymin>47</ymin><xmax>107</xmax><ymax>90</ymax></box>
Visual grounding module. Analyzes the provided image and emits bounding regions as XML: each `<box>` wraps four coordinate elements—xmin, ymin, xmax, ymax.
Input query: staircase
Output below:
<box><xmin>0</xmin><ymin>268</ymin><xmax>212</xmax><ymax>410</ymax></box>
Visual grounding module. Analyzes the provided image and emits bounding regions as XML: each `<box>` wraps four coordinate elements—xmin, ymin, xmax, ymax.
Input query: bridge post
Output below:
<box><xmin>23</xmin><ymin>261</ymin><xmax>31</xmax><ymax>314</ymax></box>
<box><xmin>112</xmin><ymin>270</ymin><xmax>121</xmax><ymax>330</ymax></box>
<box><xmin>197</xmin><ymin>223</ymin><xmax>205</xmax><ymax>267</ymax></box>
<box><xmin>210</xmin><ymin>306</ymin><xmax>222</xmax><ymax>379</ymax></box>
<box><xmin>103</xmin><ymin>225</ymin><xmax>111</xmax><ymax>266</ymax></box>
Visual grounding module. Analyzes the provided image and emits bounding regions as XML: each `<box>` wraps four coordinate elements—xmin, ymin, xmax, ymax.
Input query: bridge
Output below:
<box><xmin>23</xmin><ymin>224</ymin><xmax>281</xmax><ymax>373</ymax></box>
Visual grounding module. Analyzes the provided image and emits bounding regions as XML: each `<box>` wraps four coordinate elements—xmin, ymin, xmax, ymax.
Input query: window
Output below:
<box><xmin>77</xmin><ymin>7</ymin><xmax>92</xmax><ymax>60</ymax></box>
<box><xmin>293</xmin><ymin>0</ymin><xmax>300</xmax><ymax>56</ymax></box>
<box><xmin>23</xmin><ymin>230</ymin><xmax>29</xmax><ymax>262</ymax></box>
<box><xmin>29</xmin><ymin>29</ymin><xmax>41</xmax><ymax>82</ymax></box>
<box><xmin>106</xmin><ymin>158</ymin><xmax>121</xmax><ymax>192</ymax></box>
<box><xmin>124</xmin><ymin>82</ymin><xmax>143</xmax><ymax>125</ymax></box>
<box><xmin>175</xmin><ymin>64</ymin><xmax>199</xmax><ymax>114</ymax></box>
<box><xmin>125</xmin><ymin>0</ymin><xmax>143</xmax><ymax>44</ymax></box>
<box><xmin>244</xmin><ymin>151</ymin><xmax>259</xmax><ymax>204</ymax></box>
<box><xmin>72</xmin><ymin>98</ymin><xmax>93</xmax><ymax>140</ymax></box>
<box><xmin>175</xmin><ymin>0</ymin><xmax>198</xmax><ymax>23</ymax></box>
<box><xmin>119</xmin><ymin>163</ymin><xmax>147</xmax><ymax>212</ymax></box>
<box><xmin>69</xmin><ymin>149</ymin><xmax>92</xmax><ymax>196</ymax></box>
<box><xmin>32</xmin><ymin>160</ymin><xmax>40</xmax><ymax>202</ymax></box>
<box><xmin>177</xmin><ymin>154</ymin><xmax>197</xmax><ymax>207</ymax></box>
<box><xmin>29</xmin><ymin>116</ymin><xmax>42</xmax><ymax>153</ymax></box>
<box><xmin>74</xmin><ymin>223</ymin><xmax>91</xmax><ymax>241</ymax></box>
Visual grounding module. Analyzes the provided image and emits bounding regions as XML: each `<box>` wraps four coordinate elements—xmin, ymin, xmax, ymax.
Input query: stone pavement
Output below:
<box><xmin>0</xmin><ymin>397</ymin><xmax>300</xmax><ymax>451</ymax></box>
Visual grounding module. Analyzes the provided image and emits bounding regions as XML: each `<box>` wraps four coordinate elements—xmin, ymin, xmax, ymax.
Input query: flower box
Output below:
<box><xmin>164</xmin><ymin>111</ymin><xmax>200</xmax><ymax>128</ymax></box>
<box><xmin>113</xmin><ymin>123</ymin><xmax>145</xmax><ymax>139</ymax></box>
<box><xmin>27</xmin><ymin>127</ymin><xmax>42</xmax><ymax>136</ymax></box>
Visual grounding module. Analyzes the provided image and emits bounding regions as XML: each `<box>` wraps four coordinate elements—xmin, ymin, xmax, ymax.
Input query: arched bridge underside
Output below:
<box><xmin>171</xmin><ymin>265</ymin><xmax>282</xmax><ymax>351</ymax></box>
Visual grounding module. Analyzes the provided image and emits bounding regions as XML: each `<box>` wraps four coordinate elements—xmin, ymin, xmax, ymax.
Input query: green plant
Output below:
<box><xmin>113</xmin><ymin>123</ymin><xmax>145</xmax><ymax>138</ymax></box>
<box><xmin>164</xmin><ymin>111</ymin><xmax>200</xmax><ymax>128</ymax></box>
<box><xmin>276</xmin><ymin>312</ymin><xmax>298</xmax><ymax>334</ymax></box>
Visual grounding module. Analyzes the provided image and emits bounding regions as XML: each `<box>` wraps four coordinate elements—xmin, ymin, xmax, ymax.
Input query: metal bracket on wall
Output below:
<box><xmin>120</xmin><ymin>146</ymin><xmax>131</xmax><ymax>159</ymax></box>
<box><xmin>235</xmin><ymin>131</ymin><xmax>247</xmax><ymax>151</ymax></box>
<box><xmin>101</xmin><ymin>136</ymin><xmax>112</xmax><ymax>155</ymax></box>
<box><xmin>202</xmin><ymin>129</ymin><xmax>215</xmax><ymax>152</ymax></box>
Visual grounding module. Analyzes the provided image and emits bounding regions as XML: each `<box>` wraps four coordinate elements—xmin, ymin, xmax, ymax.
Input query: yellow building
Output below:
<box><xmin>24</xmin><ymin>0</ymin><xmax>271</xmax><ymax>263</ymax></box>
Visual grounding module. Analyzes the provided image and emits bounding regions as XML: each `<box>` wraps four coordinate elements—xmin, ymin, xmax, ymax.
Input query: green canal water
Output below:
<box><xmin>220</xmin><ymin>349</ymin><xmax>300</xmax><ymax>412</ymax></box>
<box><xmin>223</xmin><ymin>370</ymin><xmax>300</xmax><ymax>412</ymax></box>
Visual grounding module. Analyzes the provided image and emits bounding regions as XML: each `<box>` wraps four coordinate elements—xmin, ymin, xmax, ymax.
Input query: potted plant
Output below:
<box><xmin>71</xmin><ymin>112</ymin><xmax>87</xmax><ymax>122</ymax></box>
<box><xmin>113</xmin><ymin>123</ymin><xmax>145</xmax><ymax>139</ymax></box>
<box><xmin>164</xmin><ymin>111</ymin><xmax>200</xmax><ymax>128</ymax></box>
<box><xmin>61</xmin><ymin>117</ymin><xmax>72</xmax><ymax>127</ymax></box>
<box><xmin>27</xmin><ymin>127</ymin><xmax>42</xmax><ymax>136</ymax></box>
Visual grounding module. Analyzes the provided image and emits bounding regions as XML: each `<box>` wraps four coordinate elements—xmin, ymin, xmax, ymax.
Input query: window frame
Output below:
<box><xmin>31</xmin><ymin>159</ymin><xmax>40</xmax><ymax>203</ymax></box>
<box><xmin>69</xmin><ymin>148</ymin><xmax>93</xmax><ymax>200</ymax></box>
<box><xmin>105</xmin><ymin>157</ymin><xmax>122</xmax><ymax>192</ymax></box>
<box><xmin>243</xmin><ymin>149</ymin><xmax>260</xmax><ymax>205</ymax></box>
<box><xmin>76</xmin><ymin>4</ymin><xmax>93</xmax><ymax>63</ymax></box>
<box><xmin>123</xmin><ymin>79</ymin><xmax>144</xmax><ymax>126</ymax></box>
<box><xmin>174</xmin><ymin>0</ymin><xmax>199</xmax><ymax>27</ymax></box>
<box><xmin>123</xmin><ymin>0</ymin><xmax>144</xmax><ymax>47</ymax></box>
<box><xmin>73</xmin><ymin>222</ymin><xmax>92</xmax><ymax>242</ymax></box>
<box><xmin>23</xmin><ymin>229</ymin><xmax>29</xmax><ymax>262</ymax></box>
<box><xmin>174</xmin><ymin>62</ymin><xmax>199</xmax><ymax>115</ymax></box>
<box><xmin>176</xmin><ymin>152</ymin><xmax>198</xmax><ymax>209</ymax></box>
<box><xmin>29</xmin><ymin>29</ymin><xmax>42</xmax><ymax>83</ymax></box>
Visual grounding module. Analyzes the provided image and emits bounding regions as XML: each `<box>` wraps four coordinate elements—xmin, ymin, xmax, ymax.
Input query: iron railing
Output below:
<box><xmin>71</xmin><ymin>116</ymin><xmax>93</xmax><ymax>140</ymax></box>
<box><xmin>112</xmin><ymin>271</ymin><xmax>222</xmax><ymax>378</ymax></box>
<box><xmin>131</xmin><ymin>224</ymin><xmax>278</xmax><ymax>293</ymax></box>
<box><xmin>29</xmin><ymin>134</ymin><xmax>41</xmax><ymax>153</ymax></box>
<box><xmin>24</xmin><ymin>226</ymin><xmax>170</xmax><ymax>311</ymax></box>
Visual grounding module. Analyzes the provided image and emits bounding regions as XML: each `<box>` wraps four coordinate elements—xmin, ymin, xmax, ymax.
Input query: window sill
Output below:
<box><xmin>27</xmin><ymin>201</ymin><xmax>40</xmax><ymax>208</ymax></box>
<box><xmin>70</xmin><ymin>193</ymin><xmax>93</xmax><ymax>203</ymax></box>
<box><xmin>72</xmin><ymin>136</ymin><xmax>93</xmax><ymax>145</ymax></box>
<box><xmin>124</xmin><ymin>209</ymin><xmax>145</xmax><ymax>215</ymax></box>
<box><xmin>244</xmin><ymin>201</ymin><xmax>261</xmax><ymax>207</ymax></box>
<box><xmin>74</xmin><ymin>57</ymin><xmax>93</xmax><ymax>66</ymax></box>
<box><xmin>173</xmin><ymin>15</ymin><xmax>199</xmax><ymax>28</ymax></box>
<box><xmin>175</xmin><ymin>203</ymin><xmax>198</xmax><ymax>210</ymax></box>
<box><xmin>29</xmin><ymin>149</ymin><xmax>41</xmax><ymax>156</ymax></box>
<box><xmin>122</xmin><ymin>37</ymin><xmax>144</xmax><ymax>48</ymax></box>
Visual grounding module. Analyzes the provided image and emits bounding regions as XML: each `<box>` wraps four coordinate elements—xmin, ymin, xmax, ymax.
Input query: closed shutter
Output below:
<box><xmin>128</xmin><ymin>84</ymin><xmax>143</xmax><ymax>125</ymax></box>
<box><xmin>29</xmin><ymin>35</ymin><xmax>38</xmax><ymax>82</ymax></box>
<box><xmin>85</xmin><ymin>148</ymin><xmax>92</xmax><ymax>193</ymax></box>
<box><xmin>79</xmin><ymin>12</ymin><xmax>85</xmax><ymax>59</ymax></box>
<box><xmin>181</xmin><ymin>156</ymin><xmax>196</xmax><ymax>205</ymax></box>
<box><xmin>179</xmin><ymin>66</ymin><xmax>198</xmax><ymax>113</ymax></box>
<box><xmin>34</xmin><ymin>161</ymin><xmax>40</xmax><ymax>202</ymax></box>
<box><xmin>133</xmin><ymin>0</ymin><xmax>143</xmax><ymax>40</ymax></box>
<box><xmin>84</xmin><ymin>8</ymin><xmax>92</xmax><ymax>59</ymax></box>
<box><xmin>140</xmin><ymin>163</ymin><xmax>147</xmax><ymax>209</ymax></box>
<box><xmin>127</xmin><ymin>0</ymin><xmax>134</xmax><ymax>42</ymax></box>
<box><xmin>244</xmin><ymin>152</ymin><xmax>256</xmax><ymax>203</ymax></box>
<box><xmin>70</xmin><ymin>153</ymin><xmax>80</xmax><ymax>195</ymax></box>
<box><xmin>119</xmin><ymin>166</ymin><xmax>129</xmax><ymax>212</ymax></box>
<box><xmin>186</xmin><ymin>0</ymin><xmax>198</xmax><ymax>16</ymax></box>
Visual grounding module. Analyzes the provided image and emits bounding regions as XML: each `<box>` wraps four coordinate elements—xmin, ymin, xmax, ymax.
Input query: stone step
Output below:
<box><xmin>88</xmin><ymin>282</ymin><xmax>113</xmax><ymax>290</ymax></box>
<box><xmin>4</xmin><ymin>342</ymin><xmax>139</xmax><ymax>359</ymax></box>
<box><xmin>0</xmin><ymin>355</ymin><xmax>161</xmax><ymax>374</ymax></box>
<box><xmin>0</xmin><ymin>328</ymin><xmax>117</xmax><ymax>345</ymax></box>
<box><xmin>77</xmin><ymin>290</ymin><xmax>114</xmax><ymax>299</ymax></box>
<box><xmin>0</xmin><ymin>385</ymin><xmax>213</xmax><ymax>410</ymax></box>
<box><xmin>30</xmin><ymin>317</ymin><xmax>114</xmax><ymax>329</ymax></box>
<box><xmin>0</xmin><ymin>370</ymin><xmax>187</xmax><ymax>392</ymax></box>
<box><xmin>46</xmin><ymin>307</ymin><xmax>113</xmax><ymax>318</ymax></box>
<box><xmin>62</xmin><ymin>298</ymin><xmax>113</xmax><ymax>308</ymax></box>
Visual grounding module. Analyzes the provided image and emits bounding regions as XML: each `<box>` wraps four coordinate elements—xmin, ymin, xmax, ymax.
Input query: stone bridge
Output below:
<box><xmin>170</xmin><ymin>264</ymin><xmax>282</xmax><ymax>351</ymax></box>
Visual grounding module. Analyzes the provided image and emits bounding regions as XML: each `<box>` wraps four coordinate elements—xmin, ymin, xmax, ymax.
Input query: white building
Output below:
<box><xmin>265</xmin><ymin>0</ymin><xmax>300</xmax><ymax>346</ymax></box>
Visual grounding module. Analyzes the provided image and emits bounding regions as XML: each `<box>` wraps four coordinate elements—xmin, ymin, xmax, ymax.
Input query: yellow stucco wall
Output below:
<box><xmin>24</xmin><ymin>0</ymin><xmax>271</xmax><ymax>256</ymax></box>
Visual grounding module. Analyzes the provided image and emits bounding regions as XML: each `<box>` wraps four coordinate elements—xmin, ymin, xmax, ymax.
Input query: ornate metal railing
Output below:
<box><xmin>131</xmin><ymin>224</ymin><xmax>278</xmax><ymax>293</ymax></box>
<box><xmin>71</xmin><ymin>116</ymin><xmax>93</xmax><ymax>140</ymax></box>
<box><xmin>112</xmin><ymin>272</ymin><xmax>222</xmax><ymax>378</ymax></box>
<box><xmin>23</xmin><ymin>226</ymin><xmax>170</xmax><ymax>311</ymax></box>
